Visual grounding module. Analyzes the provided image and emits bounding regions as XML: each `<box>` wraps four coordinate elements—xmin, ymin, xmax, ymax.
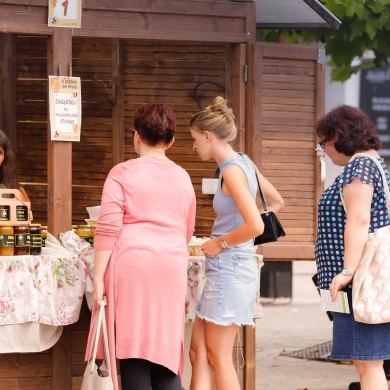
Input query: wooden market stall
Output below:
<box><xmin>0</xmin><ymin>1</ymin><xmax>340</xmax><ymax>389</ymax></box>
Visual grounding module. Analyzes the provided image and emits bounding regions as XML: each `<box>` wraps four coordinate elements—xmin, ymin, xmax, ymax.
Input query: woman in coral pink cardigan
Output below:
<box><xmin>86</xmin><ymin>103</ymin><xmax>196</xmax><ymax>390</ymax></box>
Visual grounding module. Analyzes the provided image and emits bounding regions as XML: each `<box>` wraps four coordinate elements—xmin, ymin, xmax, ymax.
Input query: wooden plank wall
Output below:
<box><xmin>122</xmin><ymin>40</ymin><xmax>226</xmax><ymax>236</ymax></box>
<box><xmin>16</xmin><ymin>35</ymin><xmax>48</xmax><ymax>224</ymax></box>
<box><xmin>71</xmin><ymin>38</ymin><xmax>114</xmax><ymax>223</ymax></box>
<box><xmin>16</xmin><ymin>36</ymin><xmax>226</xmax><ymax>236</ymax></box>
<box><xmin>260</xmin><ymin>57</ymin><xmax>316</xmax><ymax>246</ymax></box>
<box><xmin>16</xmin><ymin>36</ymin><xmax>116</xmax><ymax>225</ymax></box>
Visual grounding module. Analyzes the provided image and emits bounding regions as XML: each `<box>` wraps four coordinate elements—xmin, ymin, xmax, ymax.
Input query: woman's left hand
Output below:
<box><xmin>201</xmin><ymin>238</ymin><xmax>222</xmax><ymax>257</ymax></box>
<box><xmin>329</xmin><ymin>273</ymin><xmax>353</xmax><ymax>301</ymax></box>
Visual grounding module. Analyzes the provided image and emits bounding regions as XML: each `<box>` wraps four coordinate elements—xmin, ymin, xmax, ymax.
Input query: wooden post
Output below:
<box><xmin>0</xmin><ymin>33</ymin><xmax>17</xmax><ymax>187</ymax></box>
<box><xmin>47</xmin><ymin>28</ymin><xmax>73</xmax><ymax>390</ymax></box>
<box><xmin>244</xmin><ymin>326</ymin><xmax>256</xmax><ymax>390</ymax></box>
<box><xmin>47</xmin><ymin>28</ymin><xmax>73</xmax><ymax>236</ymax></box>
<box><xmin>112</xmin><ymin>39</ymin><xmax>125</xmax><ymax>165</ymax></box>
<box><xmin>225</xmin><ymin>43</ymin><xmax>247</xmax><ymax>153</ymax></box>
<box><xmin>244</xmin><ymin>4</ymin><xmax>257</xmax><ymax>389</ymax></box>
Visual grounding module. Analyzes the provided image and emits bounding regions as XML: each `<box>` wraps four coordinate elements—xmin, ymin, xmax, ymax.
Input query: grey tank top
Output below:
<box><xmin>211</xmin><ymin>153</ymin><xmax>258</xmax><ymax>237</ymax></box>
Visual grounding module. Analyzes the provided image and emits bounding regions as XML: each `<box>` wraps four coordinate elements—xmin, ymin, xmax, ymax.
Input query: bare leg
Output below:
<box><xmin>204</xmin><ymin>322</ymin><xmax>240</xmax><ymax>390</ymax></box>
<box><xmin>354</xmin><ymin>360</ymin><xmax>388</xmax><ymax>390</ymax></box>
<box><xmin>189</xmin><ymin>317</ymin><xmax>213</xmax><ymax>390</ymax></box>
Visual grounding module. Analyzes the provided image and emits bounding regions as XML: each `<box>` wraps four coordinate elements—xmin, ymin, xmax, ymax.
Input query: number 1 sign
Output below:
<box><xmin>48</xmin><ymin>0</ymin><xmax>82</xmax><ymax>28</ymax></box>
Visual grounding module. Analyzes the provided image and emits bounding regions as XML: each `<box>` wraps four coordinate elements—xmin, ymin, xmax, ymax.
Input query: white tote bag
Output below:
<box><xmin>81</xmin><ymin>300</ymin><xmax>114</xmax><ymax>390</ymax></box>
<box><xmin>344</xmin><ymin>153</ymin><xmax>390</xmax><ymax>324</ymax></box>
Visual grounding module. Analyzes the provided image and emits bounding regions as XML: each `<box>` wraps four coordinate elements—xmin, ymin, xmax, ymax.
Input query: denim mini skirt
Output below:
<box><xmin>195</xmin><ymin>243</ymin><xmax>258</xmax><ymax>327</ymax></box>
<box><xmin>331</xmin><ymin>290</ymin><xmax>390</xmax><ymax>361</ymax></box>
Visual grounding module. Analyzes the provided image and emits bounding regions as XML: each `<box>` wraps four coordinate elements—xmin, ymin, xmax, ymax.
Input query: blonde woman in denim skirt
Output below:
<box><xmin>188</xmin><ymin>96</ymin><xmax>284</xmax><ymax>390</ymax></box>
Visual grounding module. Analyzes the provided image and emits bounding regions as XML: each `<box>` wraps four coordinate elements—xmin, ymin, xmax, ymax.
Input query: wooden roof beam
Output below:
<box><xmin>0</xmin><ymin>0</ymin><xmax>251</xmax><ymax>42</ymax></box>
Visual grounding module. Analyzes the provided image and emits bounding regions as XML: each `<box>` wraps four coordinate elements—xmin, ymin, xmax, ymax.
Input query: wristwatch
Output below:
<box><xmin>341</xmin><ymin>268</ymin><xmax>354</xmax><ymax>276</ymax></box>
<box><xmin>221</xmin><ymin>235</ymin><xmax>232</xmax><ymax>249</ymax></box>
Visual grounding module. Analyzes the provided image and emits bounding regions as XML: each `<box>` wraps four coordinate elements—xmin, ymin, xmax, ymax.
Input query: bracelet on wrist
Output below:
<box><xmin>341</xmin><ymin>267</ymin><xmax>354</xmax><ymax>276</ymax></box>
<box><xmin>221</xmin><ymin>235</ymin><xmax>231</xmax><ymax>249</ymax></box>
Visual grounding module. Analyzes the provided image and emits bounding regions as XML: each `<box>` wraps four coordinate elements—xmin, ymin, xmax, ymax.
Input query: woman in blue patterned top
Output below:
<box><xmin>316</xmin><ymin>105</ymin><xmax>390</xmax><ymax>389</ymax></box>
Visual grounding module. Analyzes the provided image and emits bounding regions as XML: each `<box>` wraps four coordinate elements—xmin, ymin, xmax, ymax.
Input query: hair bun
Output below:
<box><xmin>209</xmin><ymin>96</ymin><xmax>235</xmax><ymax>121</ymax></box>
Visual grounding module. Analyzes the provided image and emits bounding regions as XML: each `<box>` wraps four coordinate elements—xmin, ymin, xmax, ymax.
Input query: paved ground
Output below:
<box><xmin>255</xmin><ymin>261</ymin><xmax>375</xmax><ymax>390</ymax></box>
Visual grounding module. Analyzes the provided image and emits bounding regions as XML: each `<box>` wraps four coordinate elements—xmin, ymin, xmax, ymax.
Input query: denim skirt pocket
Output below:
<box><xmin>233</xmin><ymin>255</ymin><xmax>257</xmax><ymax>284</ymax></box>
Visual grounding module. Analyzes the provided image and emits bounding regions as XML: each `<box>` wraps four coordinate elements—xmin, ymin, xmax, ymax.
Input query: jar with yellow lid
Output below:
<box><xmin>75</xmin><ymin>225</ymin><xmax>94</xmax><ymax>247</ymax></box>
<box><xmin>41</xmin><ymin>226</ymin><xmax>48</xmax><ymax>247</ymax></box>
<box><xmin>0</xmin><ymin>225</ymin><xmax>14</xmax><ymax>256</ymax></box>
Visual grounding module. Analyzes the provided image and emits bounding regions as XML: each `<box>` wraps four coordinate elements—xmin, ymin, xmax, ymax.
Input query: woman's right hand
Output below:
<box><xmin>93</xmin><ymin>279</ymin><xmax>106</xmax><ymax>308</ymax></box>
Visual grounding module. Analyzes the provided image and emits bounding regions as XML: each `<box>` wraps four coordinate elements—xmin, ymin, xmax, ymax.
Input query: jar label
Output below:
<box><xmin>16</xmin><ymin>206</ymin><xmax>28</xmax><ymax>221</ymax></box>
<box><xmin>0</xmin><ymin>234</ymin><xmax>14</xmax><ymax>247</ymax></box>
<box><xmin>30</xmin><ymin>234</ymin><xmax>42</xmax><ymax>248</ymax></box>
<box><xmin>15</xmin><ymin>233</ymin><xmax>29</xmax><ymax>247</ymax></box>
<box><xmin>82</xmin><ymin>236</ymin><xmax>94</xmax><ymax>246</ymax></box>
<box><xmin>0</xmin><ymin>206</ymin><xmax>10</xmax><ymax>221</ymax></box>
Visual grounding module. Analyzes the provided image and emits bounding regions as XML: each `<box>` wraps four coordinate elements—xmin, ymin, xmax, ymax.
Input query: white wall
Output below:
<box><xmin>323</xmin><ymin>62</ymin><xmax>361</xmax><ymax>188</ymax></box>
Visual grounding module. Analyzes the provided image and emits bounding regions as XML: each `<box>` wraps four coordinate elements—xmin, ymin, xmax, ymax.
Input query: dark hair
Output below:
<box><xmin>316</xmin><ymin>105</ymin><xmax>380</xmax><ymax>156</ymax></box>
<box><xmin>133</xmin><ymin>103</ymin><xmax>176</xmax><ymax>146</ymax></box>
<box><xmin>0</xmin><ymin>130</ymin><xmax>13</xmax><ymax>185</ymax></box>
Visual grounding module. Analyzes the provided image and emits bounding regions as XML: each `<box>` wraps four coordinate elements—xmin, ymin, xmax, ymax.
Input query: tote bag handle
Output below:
<box><xmin>340</xmin><ymin>153</ymin><xmax>390</xmax><ymax>216</ymax></box>
<box><xmin>86</xmin><ymin>299</ymin><xmax>111</xmax><ymax>374</ymax></box>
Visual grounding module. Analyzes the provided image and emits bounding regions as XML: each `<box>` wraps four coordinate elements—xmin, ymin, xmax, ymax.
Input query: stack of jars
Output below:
<box><xmin>75</xmin><ymin>224</ymin><xmax>95</xmax><ymax>247</ymax></box>
<box><xmin>0</xmin><ymin>224</ymin><xmax>45</xmax><ymax>256</ymax></box>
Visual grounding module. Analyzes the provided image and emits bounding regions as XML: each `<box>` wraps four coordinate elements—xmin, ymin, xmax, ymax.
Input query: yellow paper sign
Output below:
<box><xmin>48</xmin><ymin>0</ymin><xmax>82</xmax><ymax>28</ymax></box>
<box><xmin>49</xmin><ymin>76</ymin><xmax>82</xmax><ymax>142</ymax></box>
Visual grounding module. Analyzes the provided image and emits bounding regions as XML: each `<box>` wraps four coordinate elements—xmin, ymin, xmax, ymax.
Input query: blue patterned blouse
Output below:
<box><xmin>315</xmin><ymin>156</ymin><xmax>390</xmax><ymax>290</ymax></box>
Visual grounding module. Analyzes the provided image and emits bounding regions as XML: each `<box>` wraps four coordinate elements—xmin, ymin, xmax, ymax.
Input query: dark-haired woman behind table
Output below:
<box><xmin>0</xmin><ymin>129</ymin><xmax>14</xmax><ymax>188</ymax></box>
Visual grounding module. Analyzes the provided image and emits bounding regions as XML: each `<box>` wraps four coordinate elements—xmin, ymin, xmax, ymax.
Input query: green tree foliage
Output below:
<box><xmin>258</xmin><ymin>0</ymin><xmax>390</xmax><ymax>82</ymax></box>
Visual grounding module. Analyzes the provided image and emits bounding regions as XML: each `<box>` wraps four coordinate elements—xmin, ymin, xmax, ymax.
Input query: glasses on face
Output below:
<box><xmin>319</xmin><ymin>140</ymin><xmax>326</xmax><ymax>149</ymax></box>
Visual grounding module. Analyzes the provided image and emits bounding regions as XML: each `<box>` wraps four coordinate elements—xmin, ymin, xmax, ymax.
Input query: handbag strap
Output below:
<box><xmin>221</xmin><ymin>154</ymin><xmax>270</xmax><ymax>213</ymax></box>
<box><xmin>87</xmin><ymin>299</ymin><xmax>111</xmax><ymax>373</ymax></box>
<box><xmin>340</xmin><ymin>153</ymin><xmax>390</xmax><ymax>215</ymax></box>
<box><xmin>252</xmin><ymin>165</ymin><xmax>270</xmax><ymax>213</ymax></box>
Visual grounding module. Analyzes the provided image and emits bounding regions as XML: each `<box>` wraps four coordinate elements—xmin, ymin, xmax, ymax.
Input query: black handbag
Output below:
<box><xmin>253</xmin><ymin>170</ymin><xmax>286</xmax><ymax>245</ymax></box>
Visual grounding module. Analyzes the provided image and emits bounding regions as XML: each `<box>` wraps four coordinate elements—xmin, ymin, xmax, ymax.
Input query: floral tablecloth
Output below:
<box><xmin>0</xmin><ymin>232</ymin><xmax>86</xmax><ymax>326</ymax></box>
<box><xmin>0</xmin><ymin>231</ymin><xmax>88</xmax><ymax>353</ymax></box>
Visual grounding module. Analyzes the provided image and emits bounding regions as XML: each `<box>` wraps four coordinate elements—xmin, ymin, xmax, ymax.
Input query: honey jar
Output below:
<box><xmin>0</xmin><ymin>225</ymin><xmax>14</xmax><ymax>256</ymax></box>
<box><xmin>14</xmin><ymin>225</ymin><xmax>30</xmax><ymax>255</ymax></box>
<box><xmin>29</xmin><ymin>224</ymin><xmax>42</xmax><ymax>255</ymax></box>
<box><xmin>75</xmin><ymin>225</ymin><xmax>94</xmax><ymax>247</ymax></box>
<box><xmin>41</xmin><ymin>226</ymin><xmax>48</xmax><ymax>247</ymax></box>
